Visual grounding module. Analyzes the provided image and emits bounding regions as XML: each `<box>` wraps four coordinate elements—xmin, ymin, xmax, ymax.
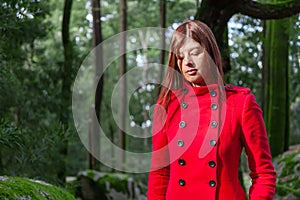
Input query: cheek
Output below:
<box><xmin>195</xmin><ymin>55</ymin><xmax>208</xmax><ymax>69</ymax></box>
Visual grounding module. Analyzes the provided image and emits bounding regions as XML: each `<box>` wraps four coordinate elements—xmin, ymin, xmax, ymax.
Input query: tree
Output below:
<box><xmin>59</xmin><ymin>0</ymin><xmax>74</xmax><ymax>183</ymax></box>
<box><xmin>119</xmin><ymin>0</ymin><xmax>127</xmax><ymax>170</ymax></box>
<box><xmin>262</xmin><ymin>0</ymin><xmax>290</xmax><ymax>157</ymax></box>
<box><xmin>89</xmin><ymin>0</ymin><xmax>103</xmax><ymax>170</ymax></box>
<box><xmin>158</xmin><ymin>0</ymin><xmax>166</xmax><ymax>95</ymax></box>
<box><xmin>289</xmin><ymin>14</ymin><xmax>300</xmax><ymax>145</ymax></box>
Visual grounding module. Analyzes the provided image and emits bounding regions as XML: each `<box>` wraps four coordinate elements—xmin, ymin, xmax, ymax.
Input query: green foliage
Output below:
<box><xmin>289</xmin><ymin>14</ymin><xmax>300</xmax><ymax>145</ymax></box>
<box><xmin>0</xmin><ymin>122</ymin><xmax>74</xmax><ymax>185</ymax></box>
<box><xmin>0</xmin><ymin>176</ymin><xmax>75</xmax><ymax>200</ymax></box>
<box><xmin>227</xmin><ymin>14</ymin><xmax>264</xmax><ymax>102</ymax></box>
<box><xmin>0</xmin><ymin>119</ymin><xmax>23</xmax><ymax>149</ymax></box>
<box><xmin>167</xmin><ymin>0</ymin><xmax>196</xmax><ymax>24</ymax></box>
<box><xmin>274</xmin><ymin>147</ymin><xmax>300</xmax><ymax>198</ymax></box>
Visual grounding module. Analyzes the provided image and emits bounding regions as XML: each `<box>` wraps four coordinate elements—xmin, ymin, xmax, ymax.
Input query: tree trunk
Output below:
<box><xmin>60</xmin><ymin>0</ymin><xmax>73</xmax><ymax>183</ymax></box>
<box><xmin>89</xmin><ymin>0</ymin><xmax>103</xmax><ymax>170</ymax></box>
<box><xmin>156</xmin><ymin>0</ymin><xmax>167</xmax><ymax>98</ymax></box>
<box><xmin>119</xmin><ymin>0</ymin><xmax>127</xmax><ymax>171</ymax></box>
<box><xmin>262</xmin><ymin>0</ymin><xmax>290</xmax><ymax>157</ymax></box>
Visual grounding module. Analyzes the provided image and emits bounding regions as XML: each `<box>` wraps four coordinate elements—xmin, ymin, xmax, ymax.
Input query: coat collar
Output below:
<box><xmin>174</xmin><ymin>80</ymin><xmax>219</xmax><ymax>97</ymax></box>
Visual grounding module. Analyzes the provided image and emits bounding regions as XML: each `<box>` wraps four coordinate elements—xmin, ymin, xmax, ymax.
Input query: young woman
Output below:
<box><xmin>147</xmin><ymin>20</ymin><xmax>276</xmax><ymax>200</ymax></box>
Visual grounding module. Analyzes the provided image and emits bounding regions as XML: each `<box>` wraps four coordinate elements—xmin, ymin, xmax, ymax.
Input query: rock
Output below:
<box><xmin>76</xmin><ymin>170</ymin><xmax>146</xmax><ymax>200</ymax></box>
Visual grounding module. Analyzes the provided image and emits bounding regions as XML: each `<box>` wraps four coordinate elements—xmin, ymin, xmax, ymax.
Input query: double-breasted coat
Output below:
<box><xmin>147</xmin><ymin>83</ymin><xmax>276</xmax><ymax>200</ymax></box>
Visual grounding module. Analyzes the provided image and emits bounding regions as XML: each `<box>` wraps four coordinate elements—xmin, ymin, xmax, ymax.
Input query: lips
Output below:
<box><xmin>186</xmin><ymin>69</ymin><xmax>197</xmax><ymax>75</ymax></box>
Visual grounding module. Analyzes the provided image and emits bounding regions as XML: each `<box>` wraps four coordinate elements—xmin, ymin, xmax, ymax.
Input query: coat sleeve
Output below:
<box><xmin>147</xmin><ymin>104</ymin><xmax>170</xmax><ymax>200</ymax></box>
<box><xmin>240</xmin><ymin>93</ymin><xmax>276</xmax><ymax>200</ymax></box>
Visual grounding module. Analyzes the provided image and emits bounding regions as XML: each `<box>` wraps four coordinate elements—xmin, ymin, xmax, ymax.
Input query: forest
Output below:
<box><xmin>0</xmin><ymin>0</ymin><xmax>300</xmax><ymax>199</ymax></box>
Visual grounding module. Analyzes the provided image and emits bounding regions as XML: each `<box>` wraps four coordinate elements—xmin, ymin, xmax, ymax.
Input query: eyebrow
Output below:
<box><xmin>179</xmin><ymin>47</ymin><xmax>202</xmax><ymax>53</ymax></box>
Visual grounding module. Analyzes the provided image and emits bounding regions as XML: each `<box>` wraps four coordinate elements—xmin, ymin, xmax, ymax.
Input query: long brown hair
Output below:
<box><xmin>158</xmin><ymin>20</ymin><xmax>224</xmax><ymax>108</ymax></box>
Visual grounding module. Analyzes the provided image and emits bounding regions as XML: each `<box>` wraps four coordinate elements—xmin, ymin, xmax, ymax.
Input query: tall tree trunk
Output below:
<box><xmin>262</xmin><ymin>0</ymin><xmax>290</xmax><ymax>157</ymax></box>
<box><xmin>119</xmin><ymin>0</ymin><xmax>127</xmax><ymax>171</ymax></box>
<box><xmin>157</xmin><ymin>0</ymin><xmax>167</xmax><ymax>97</ymax></box>
<box><xmin>89</xmin><ymin>0</ymin><xmax>103</xmax><ymax>170</ymax></box>
<box><xmin>60</xmin><ymin>0</ymin><xmax>73</xmax><ymax>183</ymax></box>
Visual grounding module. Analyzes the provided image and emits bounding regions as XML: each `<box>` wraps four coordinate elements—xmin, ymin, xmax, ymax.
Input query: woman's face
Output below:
<box><xmin>176</xmin><ymin>39</ymin><xmax>212</xmax><ymax>87</ymax></box>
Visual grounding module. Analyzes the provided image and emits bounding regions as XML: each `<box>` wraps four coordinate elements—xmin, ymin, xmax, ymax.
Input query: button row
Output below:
<box><xmin>178</xmin><ymin>179</ymin><xmax>216</xmax><ymax>187</ymax></box>
<box><xmin>178</xmin><ymin>159</ymin><xmax>215</xmax><ymax>168</ymax></box>
<box><xmin>181</xmin><ymin>100</ymin><xmax>217</xmax><ymax>111</ymax></box>
<box><xmin>177</xmin><ymin>137</ymin><xmax>217</xmax><ymax>148</ymax></box>
<box><xmin>182</xmin><ymin>88</ymin><xmax>217</xmax><ymax>97</ymax></box>
<box><xmin>179</xmin><ymin>120</ymin><xmax>217</xmax><ymax>129</ymax></box>
<box><xmin>178</xmin><ymin>87</ymin><xmax>217</xmax><ymax>188</ymax></box>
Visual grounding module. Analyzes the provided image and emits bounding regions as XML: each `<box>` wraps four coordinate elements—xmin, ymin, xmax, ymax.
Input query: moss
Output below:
<box><xmin>86</xmin><ymin>169</ymin><xmax>96</xmax><ymax>179</ymax></box>
<box><xmin>64</xmin><ymin>178</ymin><xmax>79</xmax><ymax>197</ymax></box>
<box><xmin>0</xmin><ymin>176</ymin><xmax>75</xmax><ymax>200</ymax></box>
<box><xmin>97</xmin><ymin>173</ymin><xmax>132</xmax><ymax>195</ymax></box>
<box><xmin>85</xmin><ymin>170</ymin><xmax>132</xmax><ymax>195</ymax></box>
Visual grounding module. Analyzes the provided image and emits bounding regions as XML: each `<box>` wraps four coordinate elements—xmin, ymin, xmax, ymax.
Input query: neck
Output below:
<box><xmin>191</xmin><ymin>83</ymin><xmax>201</xmax><ymax>87</ymax></box>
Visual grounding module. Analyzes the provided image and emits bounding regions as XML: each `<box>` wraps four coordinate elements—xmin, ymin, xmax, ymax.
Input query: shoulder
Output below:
<box><xmin>225</xmin><ymin>84</ymin><xmax>256</xmax><ymax>108</ymax></box>
<box><xmin>225</xmin><ymin>84</ymin><xmax>251</xmax><ymax>95</ymax></box>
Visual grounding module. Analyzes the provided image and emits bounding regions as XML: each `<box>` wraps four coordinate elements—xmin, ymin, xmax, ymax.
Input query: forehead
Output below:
<box><xmin>178</xmin><ymin>38</ymin><xmax>202</xmax><ymax>53</ymax></box>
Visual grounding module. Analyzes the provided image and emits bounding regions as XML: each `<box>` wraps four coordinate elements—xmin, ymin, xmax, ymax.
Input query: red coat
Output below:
<box><xmin>147</xmin><ymin>83</ymin><xmax>276</xmax><ymax>200</ymax></box>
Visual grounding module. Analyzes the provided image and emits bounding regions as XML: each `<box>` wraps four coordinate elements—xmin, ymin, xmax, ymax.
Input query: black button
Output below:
<box><xmin>208</xmin><ymin>160</ymin><xmax>216</xmax><ymax>168</ymax></box>
<box><xmin>179</xmin><ymin>179</ymin><xmax>186</xmax><ymax>186</ymax></box>
<box><xmin>209</xmin><ymin>180</ymin><xmax>216</xmax><ymax>187</ymax></box>
<box><xmin>178</xmin><ymin>158</ymin><xmax>186</xmax><ymax>166</ymax></box>
<box><xmin>210</xmin><ymin>90</ymin><xmax>217</xmax><ymax>97</ymax></box>
<box><xmin>183</xmin><ymin>88</ymin><xmax>188</xmax><ymax>94</ymax></box>
<box><xmin>209</xmin><ymin>139</ymin><xmax>217</xmax><ymax>146</ymax></box>
<box><xmin>181</xmin><ymin>102</ymin><xmax>188</xmax><ymax>109</ymax></box>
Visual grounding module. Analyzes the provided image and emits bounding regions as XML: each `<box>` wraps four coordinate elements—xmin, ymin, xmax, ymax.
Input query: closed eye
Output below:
<box><xmin>190</xmin><ymin>49</ymin><xmax>202</xmax><ymax>56</ymax></box>
<box><xmin>191</xmin><ymin>52</ymin><xmax>200</xmax><ymax>56</ymax></box>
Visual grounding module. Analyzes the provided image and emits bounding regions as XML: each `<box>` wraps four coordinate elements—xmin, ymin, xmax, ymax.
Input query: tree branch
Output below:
<box><xmin>238</xmin><ymin>0</ymin><xmax>300</xmax><ymax>20</ymax></box>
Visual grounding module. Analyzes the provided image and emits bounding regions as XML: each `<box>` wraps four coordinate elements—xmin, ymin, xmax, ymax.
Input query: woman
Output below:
<box><xmin>147</xmin><ymin>20</ymin><xmax>276</xmax><ymax>200</ymax></box>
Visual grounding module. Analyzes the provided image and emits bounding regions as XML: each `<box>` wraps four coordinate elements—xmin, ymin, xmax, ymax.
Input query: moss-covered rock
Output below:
<box><xmin>0</xmin><ymin>176</ymin><xmax>75</xmax><ymax>200</ymax></box>
<box><xmin>76</xmin><ymin>170</ymin><xmax>146</xmax><ymax>200</ymax></box>
<box><xmin>274</xmin><ymin>144</ymin><xmax>300</xmax><ymax>200</ymax></box>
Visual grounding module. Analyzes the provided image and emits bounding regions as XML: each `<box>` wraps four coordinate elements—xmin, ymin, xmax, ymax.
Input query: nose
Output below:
<box><xmin>183</xmin><ymin>56</ymin><xmax>193</xmax><ymax>67</ymax></box>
